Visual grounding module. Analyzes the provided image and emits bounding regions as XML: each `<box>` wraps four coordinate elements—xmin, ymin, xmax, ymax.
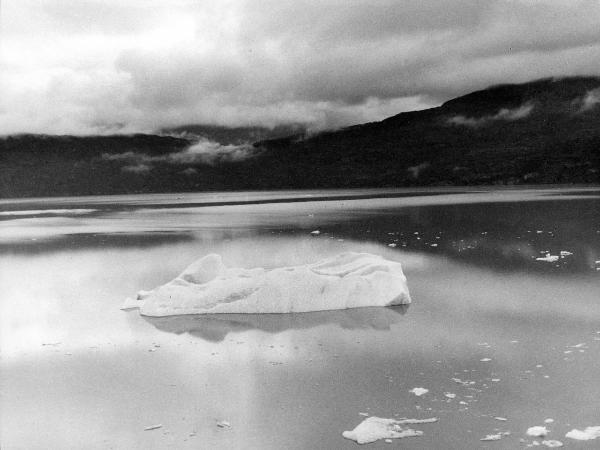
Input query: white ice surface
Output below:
<box><xmin>125</xmin><ymin>252</ymin><xmax>411</xmax><ymax>316</ymax></box>
<box><xmin>342</xmin><ymin>417</ymin><xmax>437</xmax><ymax>444</ymax></box>
<box><xmin>541</xmin><ymin>440</ymin><xmax>563</xmax><ymax>447</ymax></box>
<box><xmin>480</xmin><ymin>434</ymin><xmax>502</xmax><ymax>441</ymax></box>
<box><xmin>536</xmin><ymin>254</ymin><xmax>559</xmax><ymax>263</ymax></box>
<box><xmin>565</xmin><ymin>426</ymin><xmax>600</xmax><ymax>440</ymax></box>
<box><xmin>409</xmin><ymin>387</ymin><xmax>429</xmax><ymax>396</ymax></box>
<box><xmin>527</xmin><ymin>426</ymin><xmax>549</xmax><ymax>437</ymax></box>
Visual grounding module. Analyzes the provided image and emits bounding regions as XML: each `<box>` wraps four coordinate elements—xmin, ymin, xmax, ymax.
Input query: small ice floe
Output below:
<box><xmin>559</xmin><ymin>251</ymin><xmax>573</xmax><ymax>257</ymax></box>
<box><xmin>480</xmin><ymin>358</ymin><xmax>492</xmax><ymax>362</ymax></box>
<box><xmin>444</xmin><ymin>393</ymin><xmax>456</xmax><ymax>399</ymax></box>
<box><xmin>310</xmin><ymin>230</ymin><xmax>320</xmax><ymax>235</ymax></box>
<box><xmin>216</xmin><ymin>420</ymin><xmax>231</xmax><ymax>428</ymax></box>
<box><xmin>541</xmin><ymin>440</ymin><xmax>563</xmax><ymax>447</ymax></box>
<box><xmin>544</xmin><ymin>419</ymin><xmax>554</xmax><ymax>424</ymax></box>
<box><xmin>480</xmin><ymin>434</ymin><xmax>502</xmax><ymax>441</ymax></box>
<box><xmin>342</xmin><ymin>417</ymin><xmax>437</xmax><ymax>444</ymax></box>
<box><xmin>495</xmin><ymin>417</ymin><xmax>508</xmax><ymax>421</ymax></box>
<box><xmin>452</xmin><ymin>378</ymin><xmax>475</xmax><ymax>386</ymax></box>
<box><xmin>565</xmin><ymin>426</ymin><xmax>600</xmax><ymax>440</ymax></box>
<box><xmin>359</xmin><ymin>412</ymin><xmax>369</xmax><ymax>417</ymax></box>
<box><xmin>409</xmin><ymin>387</ymin><xmax>429</xmax><ymax>396</ymax></box>
<box><xmin>388</xmin><ymin>243</ymin><xmax>397</xmax><ymax>247</ymax></box>
<box><xmin>536</xmin><ymin>254</ymin><xmax>559</xmax><ymax>263</ymax></box>
<box><xmin>144</xmin><ymin>424</ymin><xmax>162</xmax><ymax>431</ymax></box>
<box><xmin>527</xmin><ymin>426</ymin><xmax>549</xmax><ymax>437</ymax></box>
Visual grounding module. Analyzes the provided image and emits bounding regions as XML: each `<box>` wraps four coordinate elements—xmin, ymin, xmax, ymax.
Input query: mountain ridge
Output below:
<box><xmin>1</xmin><ymin>76</ymin><xmax>599</xmax><ymax>197</ymax></box>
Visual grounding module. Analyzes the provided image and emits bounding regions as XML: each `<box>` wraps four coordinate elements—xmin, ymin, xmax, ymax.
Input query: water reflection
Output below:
<box><xmin>0</xmin><ymin>231</ymin><xmax>196</xmax><ymax>254</ymax></box>
<box><xmin>143</xmin><ymin>305</ymin><xmax>409</xmax><ymax>342</ymax></box>
<box><xmin>1</xmin><ymin>189</ymin><xmax>598</xmax><ymax>274</ymax></box>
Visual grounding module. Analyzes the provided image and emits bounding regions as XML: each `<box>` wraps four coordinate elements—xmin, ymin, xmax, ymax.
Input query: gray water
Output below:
<box><xmin>1</xmin><ymin>187</ymin><xmax>599</xmax><ymax>449</ymax></box>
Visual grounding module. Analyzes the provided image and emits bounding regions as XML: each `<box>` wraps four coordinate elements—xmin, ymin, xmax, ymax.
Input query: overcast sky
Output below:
<box><xmin>2</xmin><ymin>0</ymin><xmax>600</xmax><ymax>135</ymax></box>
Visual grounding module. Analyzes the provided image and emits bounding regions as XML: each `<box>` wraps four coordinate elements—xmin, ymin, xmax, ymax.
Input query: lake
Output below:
<box><xmin>1</xmin><ymin>187</ymin><xmax>599</xmax><ymax>449</ymax></box>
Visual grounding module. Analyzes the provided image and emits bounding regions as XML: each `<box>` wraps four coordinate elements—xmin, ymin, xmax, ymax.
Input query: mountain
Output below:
<box><xmin>1</xmin><ymin>77</ymin><xmax>599</xmax><ymax>198</ymax></box>
<box><xmin>251</xmin><ymin>76</ymin><xmax>600</xmax><ymax>187</ymax></box>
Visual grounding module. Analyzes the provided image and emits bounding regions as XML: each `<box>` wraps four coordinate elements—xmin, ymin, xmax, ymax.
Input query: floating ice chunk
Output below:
<box><xmin>398</xmin><ymin>418</ymin><xmax>438</xmax><ymax>424</ymax></box>
<box><xmin>481</xmin><ymin>434</ymin><xmax>502</xmax><ymax>441</ymax></box>
<box><xmin>216</xmin><ymin>420</ymin><xmax>231</xmax><ymax>428</ymax></box>
<box><xmin>541</xmin><ymin>440</ymin><xmax>563</xmax><ymax>447</ymax></box>
<box><xmin>144</xmin><ymin>424</ymin><xmax>162</xmax><ymax>431</ymax></box>
<box><xmin>559</xmin><ymin>251</ymin><xmax>573</xmax><ymax>256</ymax></box>
<box><xmin>544</xmin><ymin>419</ymin><xmax>554</xmax><ymax>424</ymax></box>
<box><xmin>527</xmin><ymin>426</ymin><xmax>549</xmax><ymax>437</ymax></box>
<box><xmin>452</xmin><ymin>377</ymin><xmax>475</xmax><ymax>386</ymax></box>
<box><xmin>342</xmin><ymin>417</ymin><xmax>436</xmax><ymax>444</ymax></box>
<box><xmin>310</xmin><ymin>230</ymin><xmax>321</xmax><ymax>235</ymax></box>
<box><xmin>409</xmin><ymin>387</ymin><xmax>429</xmax><ymax>396</ymax></box>
<box><xmin>127</xmin><ymin>252</ymin><xmax>411</xmax><ymax>316</ymax></box>
<box><xmin>480</xmin><ymin>358</ymin><xmax>492</xmax><ymax>362</ymax></box>
<box><xmin>495</xmin><ymin>417</ymin><xmax>508</xmax><ymax>421</ymax></box>
<box><xmin>536</xmin><ymin>254</ymin><xmax>559</xmax><ymax>263</ymax></box>
<box><xmin>565</xmin><ymin>426</ymin><xmax>600</xmax><ymax>440</ymax></box>
<box><xmin>444</xmin><ymin>393</ymin><xmax>456</xmax><ymax>399</ymax></box>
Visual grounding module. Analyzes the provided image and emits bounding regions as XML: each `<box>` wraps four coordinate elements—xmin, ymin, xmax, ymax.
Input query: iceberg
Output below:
<box><xmin>123</xmin><ymin>252</ymin><xmax>411</xmax><ymax>317</ymax></box>
<box><xmin>342</xmin><ymin>417</ymin><xmax>437</xmax><ymax>444</ymax></box>
<box><xmin>565</xmin><ymin>426</ymin><xmax>600</xmax><ymax>441</ymax></box>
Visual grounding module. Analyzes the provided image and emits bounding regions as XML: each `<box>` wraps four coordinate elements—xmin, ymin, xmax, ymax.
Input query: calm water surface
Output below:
<box><xmin>1</xmin><ymin>187</ymin><xmax>599</xmax><ymax>449</ymax></box>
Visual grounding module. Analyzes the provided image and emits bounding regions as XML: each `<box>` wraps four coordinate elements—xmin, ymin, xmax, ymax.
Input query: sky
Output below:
<box><xmin>2</xmin><ymin>0</ymin><xmax>600</xmax><ymax>135</ymax></box>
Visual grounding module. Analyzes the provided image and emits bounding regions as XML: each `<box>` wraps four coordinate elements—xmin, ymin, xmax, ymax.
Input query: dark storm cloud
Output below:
<box><xmin>2</xmin><ymin>0</ymin><xmax>600</xmax><ymax>134</ymax></box>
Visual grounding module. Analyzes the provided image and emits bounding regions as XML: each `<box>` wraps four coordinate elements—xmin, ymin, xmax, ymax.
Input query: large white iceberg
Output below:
<box><xmin>123</xmin><ymin>252</ymin><xmax>411</xmax><ymax>316</ymax></box>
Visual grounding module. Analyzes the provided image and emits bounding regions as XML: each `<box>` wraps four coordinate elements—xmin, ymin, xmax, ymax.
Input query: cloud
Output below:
<box><xmin>168</xmin><ymin>140</ymin><xmax>258</xmax><ymax>165</ymax></box>
<box><xmin>101</xmin><ymin>138</ymin><xmax>258</xmax><ymax>173</ymax></box>
<box><xmin>447</xmin><ymin>103</ymin><xmax>534</xmax><ymax>126</ymax></box>
<box><xmin>580</xmin><ymin>88</ymin><xmax>600</xmax><ymax>111</ymax></box>
<box><xmin>122</xmin><ymin>163</ymin><xmax>152</xmax><ymax>174</ymax></box>
<box><xmin>407</xmin><ymin>162</ymin><xmax>430</xmax><ymax>179</ymax></box>
<box><xmin>2</xmin><ymin>0</ymin><xmax>600</xmax><ymax>134</ymax></box>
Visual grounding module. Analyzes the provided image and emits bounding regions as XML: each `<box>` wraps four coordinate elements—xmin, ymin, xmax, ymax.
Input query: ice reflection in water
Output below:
<box><xmin>144</xmin><ymin>305</ymin><xmax>409</xmax><ymax>342</ymax></box>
